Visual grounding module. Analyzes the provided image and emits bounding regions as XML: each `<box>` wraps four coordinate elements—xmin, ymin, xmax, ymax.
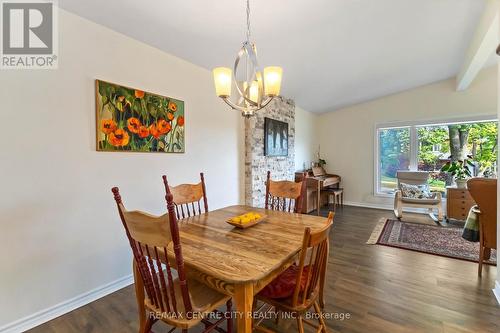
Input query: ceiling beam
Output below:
<box><xmin>456</xmin><ymin>0</ymin><xmax>499</xmax><ymax>91</ymax></box>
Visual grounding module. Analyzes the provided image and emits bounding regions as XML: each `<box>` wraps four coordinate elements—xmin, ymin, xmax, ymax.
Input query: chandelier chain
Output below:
<box><xmin>246</xmin><ymin>0</ymin><xmax>251</xmax><ymax>42</ymax></box>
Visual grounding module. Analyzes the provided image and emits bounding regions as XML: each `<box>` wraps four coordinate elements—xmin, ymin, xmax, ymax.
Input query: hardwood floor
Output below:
<box><xmin>28</xmin><ymin>206</ymin><xmax>499</xmax><ymax>333</ymax></box>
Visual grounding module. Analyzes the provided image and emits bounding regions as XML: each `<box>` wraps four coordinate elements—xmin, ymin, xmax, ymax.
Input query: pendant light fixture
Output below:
<box><xmin>212</xmin><ymin>0</ymin><xmax>283</xmax><ymax>117</ymax></box>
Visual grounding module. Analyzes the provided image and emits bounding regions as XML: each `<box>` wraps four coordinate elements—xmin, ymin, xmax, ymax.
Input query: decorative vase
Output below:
<box><xmin>455</xmin><ymin>179</ymin><xmax>467</xmax><ymax>189</ymax></box>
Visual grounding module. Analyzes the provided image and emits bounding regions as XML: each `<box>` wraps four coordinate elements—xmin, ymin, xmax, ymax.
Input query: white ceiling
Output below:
<box><xmin>59</xmin><ymin>0</ymin><xmax>494</xmax><ymax>113</ymax></box>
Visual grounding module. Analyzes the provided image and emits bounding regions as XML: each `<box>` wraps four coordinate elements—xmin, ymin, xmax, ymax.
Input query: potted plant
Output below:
<box><xmin>316</xmin><ymin>145</ymin><xmax>326</xmax><ymax>168</ymax></box>
<box><xmin>440</xmin><ymin>159</ymin><xmax>473</xmax><ymax>189</ymax></box>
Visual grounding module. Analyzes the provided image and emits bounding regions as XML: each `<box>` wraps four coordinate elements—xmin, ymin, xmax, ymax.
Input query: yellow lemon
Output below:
<box><xmin>231</xmin><ymin>217</ymin><xmax>241</xmax><ymax>223</ymax></box>
<box><xmin>241</xmin><ymin>217</ymin><xmax>251</xmax><ymax>224</ymax></box>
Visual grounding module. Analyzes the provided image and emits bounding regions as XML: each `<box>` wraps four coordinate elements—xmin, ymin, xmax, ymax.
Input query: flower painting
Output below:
<box><xmin>96</xmin><ymin>80</ymin><xmax>185</xmax><ymax>153</ymax></box>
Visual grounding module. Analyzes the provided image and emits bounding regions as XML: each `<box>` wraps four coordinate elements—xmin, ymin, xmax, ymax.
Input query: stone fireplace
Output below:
<box><xmin>244</xmin><ymin>96</ymin><xmax>296</xmax><ymax>207</ymax></box>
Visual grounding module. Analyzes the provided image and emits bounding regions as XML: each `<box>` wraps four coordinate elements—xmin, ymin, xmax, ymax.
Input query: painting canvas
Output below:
<box><xmin>264</xmin><ymin>117</ymin><xmax>288</xmax><ymax>156</ymax></box>
<box><xmin>95</xmin><ymin>80</ymin><xmax>185</xmax><ymax>153</ymax></box>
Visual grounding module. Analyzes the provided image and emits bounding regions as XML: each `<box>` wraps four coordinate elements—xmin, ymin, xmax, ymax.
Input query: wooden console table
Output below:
<box><xmin>446</xmin><ymin>187</ymin><xmax>475</xmax><ymax>221</ymax></box>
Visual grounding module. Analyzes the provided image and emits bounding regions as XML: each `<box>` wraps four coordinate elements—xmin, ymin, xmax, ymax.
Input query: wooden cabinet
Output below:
<box><xmin>446</xmin><ymin>187</ymin><xmax>475</xmax><ymax>221</ymax></box>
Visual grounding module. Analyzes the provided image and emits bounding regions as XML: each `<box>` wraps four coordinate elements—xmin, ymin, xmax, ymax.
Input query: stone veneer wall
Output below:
<box><xmin>245</xmin><ymin>96</ymin><xmax>295</xmax><ymax>207</ymax></box>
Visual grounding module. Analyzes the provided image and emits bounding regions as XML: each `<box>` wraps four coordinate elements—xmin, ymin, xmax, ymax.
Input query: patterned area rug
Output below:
<box><xmin>375</xmin><ymin>219</ymin><xmax>496</xmax><ymax>265</ymax></box>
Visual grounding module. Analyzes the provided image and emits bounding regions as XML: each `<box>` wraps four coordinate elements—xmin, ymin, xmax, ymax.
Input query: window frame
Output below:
<box><xmin>374</xmin><ymin>115</ymin><xmax>498</xmax><ymax>197</ymax></box>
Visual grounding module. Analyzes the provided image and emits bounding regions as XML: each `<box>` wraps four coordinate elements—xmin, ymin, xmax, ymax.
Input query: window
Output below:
<box><xmin>375</xmin><ymin>119</ymin><xmax>498</xmax><ymax>196</ymax></box>
<box><xmin>377</xmin><ymin>127</ymin><xmax>410</xmax><ymax>194</ymax></box>
<box><xmin>432</xmin><ymin>144</ymin><xmax>441</xmax><ymax>152</ymax></box>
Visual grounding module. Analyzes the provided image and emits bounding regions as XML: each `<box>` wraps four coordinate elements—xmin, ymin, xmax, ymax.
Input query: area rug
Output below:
<box><xmin>370</xmin><ymin>219</ymin><xmax>496</xmax><ymax>265</ymax></box>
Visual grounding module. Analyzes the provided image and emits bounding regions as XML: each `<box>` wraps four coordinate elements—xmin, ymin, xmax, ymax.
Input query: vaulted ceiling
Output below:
<box><xmin>59</xmin><ymin>0</ymin><xmax>495</xmax><ymax>113</ymax></box>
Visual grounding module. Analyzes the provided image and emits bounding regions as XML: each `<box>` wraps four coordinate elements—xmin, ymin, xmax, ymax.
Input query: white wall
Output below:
<box><xmin>317</xmin><ymin>66</ymin><xmax>497</xmax><ymax>208</ymax></box>
<box><xmin>0</xmin><ymin>9</ymin><xmax>245</xmax><ymax>329</ymax></box>
<box><xmin>295</xmin><ymin>106</ymin><xmax>318</xmax><ymax>171</ymax></box>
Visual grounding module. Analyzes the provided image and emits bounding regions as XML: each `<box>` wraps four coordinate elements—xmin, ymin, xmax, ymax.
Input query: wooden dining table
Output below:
<box><xmin>133</xmin><ymin>205</ymin><xmax>329</xmax><ymax>333</ymax></box>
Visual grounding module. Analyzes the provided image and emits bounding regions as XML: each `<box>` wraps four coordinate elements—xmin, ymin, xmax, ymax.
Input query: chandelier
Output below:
<box><xmin>212</xmin><ymin>0</ymin><xmax>283</xmax><ymax>118</ymax></box>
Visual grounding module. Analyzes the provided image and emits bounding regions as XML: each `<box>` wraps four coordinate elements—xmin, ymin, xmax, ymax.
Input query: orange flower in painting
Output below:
<box><xmin>135</xmin><ymin>90</ymin><xmax>145</xmax><ymax>98</ymax></box>
<box><xmin>168</xmin><ymin>101</ymin><xmax>177</xmax><ymax>112</ymax></box>
<box><xmin>108</xmin><ymin>129</ymin><xmax>130</xmax><ymax>147</ymax></box>
<box><xmin>127</xmin><ymin>117</ymin><xmax>141</xmax><ymax>134</ymax></box>
<box><xmin>149</xmin><ymin>123</ymin><xmax>161</xmax><ymax>139</ymax></box>
<box><xmin>167</xmin><ymin>112</ymin><xmax>174</xmax><ymax>121</ymax></box>
<box><xmin>177</xmin><ymin>116</ymin><xmax>184</xmax><ymax>127</ymax></box>
<box><xmin>157</xmin><ymin>119</ymin><xmax>172</xmax><ymax>134</ymax></box>
<box><xmin>138</xmin><ymin>126</ymin><xmax>149</xmax><ymax>138</ymax></box>
<box><xmin>100</xmin><ymin>119</ymin><xmax>117</xmax><ymax>134</ymax></box>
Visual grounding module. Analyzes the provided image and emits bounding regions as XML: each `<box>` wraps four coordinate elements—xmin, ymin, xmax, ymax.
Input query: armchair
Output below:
<box><xmin>467</xmin><ymin>178</ymin><xmax>497</xmax><ymax>277</ymax></box>
<box><xmin>393</xmin><ymin>171</ymin><xmax>443</xmax><ymax>222</ymax></box>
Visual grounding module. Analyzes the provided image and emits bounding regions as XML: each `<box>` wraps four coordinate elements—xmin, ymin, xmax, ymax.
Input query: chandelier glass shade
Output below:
<box><xmin>212</xmin><ymin>0</ymin><xmax>283</xmax><ymax>117</ymax></box>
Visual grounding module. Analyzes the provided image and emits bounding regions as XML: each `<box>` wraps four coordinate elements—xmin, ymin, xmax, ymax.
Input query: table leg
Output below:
<box><xmin>234</xmin><ymin>282</ymin><xmax>254</xmax><ymax>333</ymax></box>
<box><xmin>133</xmin><ymin>260</ymin><xmax>147</xmax><ymax>332</ymax></box>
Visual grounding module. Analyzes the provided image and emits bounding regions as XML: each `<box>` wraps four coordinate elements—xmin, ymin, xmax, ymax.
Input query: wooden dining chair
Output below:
<box><xmin>265</xmin><ymin>171</ymin><xmax>306</xmax><ymax>213</ymax></box>
<box><xmin>111</xmin><ymin>186</ymin><xmax>232</xmax><ymax>333</ymax></box>
<box><xmin>467</xmin><ymin>178</ymin><xmax>497</xmax><ymax>277</ymax></box>
<box><xmin>254</xmin><ymin>212</ymin><xmax>334</xmax><ymax>333</ymax></box>
<box><xmin>167</xmin><ymin>172</ymin><xmax>209</xmax><ymax>219</ymax></box>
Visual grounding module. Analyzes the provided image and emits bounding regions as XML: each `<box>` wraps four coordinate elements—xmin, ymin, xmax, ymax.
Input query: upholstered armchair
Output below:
<box><xmin>393</xmin><ymin>171</ymin><xmax>443</xmax><ymax>222</ymax></box>
<box><xmin>467</xmin><ymin>178</ymin><xmax>497</xmax><ymax>277</ymax></box>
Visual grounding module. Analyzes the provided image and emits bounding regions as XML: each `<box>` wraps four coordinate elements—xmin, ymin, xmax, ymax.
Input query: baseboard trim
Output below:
<box><xmin>0</xmin><ymin>274</ymin><xmax>133</xmax><ymax>333</ymax></box>
<box><xmin>344</xmin><ymin>200</ymin><xmax>393</xmax><ymax>211</ymax></box>
<box><xmin>493</xmin><ymin>281</ymin><xmax>500</xmax><ymax>305</ymax></box>
<box><xmin>343</xmin><ymin>200</ymin><xmax>429</xmax><ymax>214</ymax></box>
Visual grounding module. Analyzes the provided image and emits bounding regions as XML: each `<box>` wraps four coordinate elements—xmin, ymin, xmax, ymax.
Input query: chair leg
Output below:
<box><xmin>141</xmin><ymin>317</ymin><xmax>155</xmax><ymax>333</ymax></box>
<box><xmin>226</xmin><ymin>299</ymin><xmax>233</xmax><ymax>333</ymax></box>
<box><xmin>394</xmin><ymin>192</ymin><xmax>402</xmax><ymax>219</ymax></box>
<box><xmin>133</xmin><ymin>260</ymin><xmax>148</xmax><ymax>333</ymax></box>
<box><xmin>396</xmin><ymin>201</ymin><xmax>402</xmax><ymax>219</ymax></box>
<box><xmin>296</xmin><ymin>315</ymin><xmax>305</xmax><ymax>333</ymax></box>
<box><xmin>314</xmin><ymin>301</ymin><xmax>328</xmax><ymax>333</ymax></box>
<box><xmin>319</xmin><ymin>239</ymin><xmax>329</xmax><ymax>310</ymax></box>
<box><xmin>478</xmin><ymin>244</ymin><xmax>484</xmax><ymax>277</ymax></box>
<box><xmin>317</xmin><ymin>186</ymin><xmax>321</xmax><ymax>216</ymax></box>
<box><xmin>484</xmin><ymin>248</ymin><xmax>491</xmax><ymax>260</ymax></box>
<box><xmin>437</xmin><ymin>205</ymin><xmax>443</xmax><ymax>221</ymax></box>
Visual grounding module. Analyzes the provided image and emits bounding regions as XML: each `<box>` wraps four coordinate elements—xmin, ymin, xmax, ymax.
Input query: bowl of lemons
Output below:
<box><xmin>227</xmin><ymin>212</ymin><xmax>266</xmax><ymax>229</ymax></box>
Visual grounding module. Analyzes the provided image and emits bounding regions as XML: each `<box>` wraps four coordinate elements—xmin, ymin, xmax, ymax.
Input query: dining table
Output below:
<box><xmin>132</xmin><ymin>204</ymin><xmax>329</xmax><ymax>333</ymax></box>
